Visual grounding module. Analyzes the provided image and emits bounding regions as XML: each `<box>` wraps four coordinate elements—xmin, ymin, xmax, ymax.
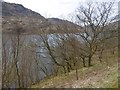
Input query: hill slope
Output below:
<box><xmin>2</xmin><ymin>2</ymin><xmax>82</xmax><ymax>34</ymax></box>
<box><xmin>32</xmin><ymin>64</ymin><xmax>118</xmax><ymax>88</ymax></box>
<box><xmin>31</xmin><ymin>51</ymin><xmax>118</xmax><ymax>88</ymax></box>
<box><xmin>2</xmin><ymin>1</ymin><xmax>48</xmax><ymax>34</ymax></box>
<box><xmin>2</xmin><ymin>1</ymin><xmax>45</xmax><ymax>19</ymax></box>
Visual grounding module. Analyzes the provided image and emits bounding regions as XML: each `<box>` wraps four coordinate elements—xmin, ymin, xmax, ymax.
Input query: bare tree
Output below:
<box><xmin>75</xmin><ymin>2</ymin><xmax>115</xmax><ymax>66</ymax></box>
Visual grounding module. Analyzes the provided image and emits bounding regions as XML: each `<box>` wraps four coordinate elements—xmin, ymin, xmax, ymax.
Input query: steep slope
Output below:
<box><xmin>32</xmin><ymin>64</ymin><xmax>118</xmax><ymax>88</ymax></box>
<box><xmin>2</xmin><ymin>1</ymin><xmax>49</xmax><ymax>34</ymax></box>
<box><xmin>47</xmin><ymin>18</ymin><xmax>82</xmax><ymax>33</ymax></box>
<box><xmin>2</xmin><ymin>1</ymin><xmax>82</xmax><ymax>34</ymax></box>
<box><xmin>2</xmin><ymin>2</ymin><xmax>45</xmax><ymax>20</ymax></box>
<box><xmin>31</xmin><ymin>51</ymin><xmax>118</xmax><ymax>88</ymax></box>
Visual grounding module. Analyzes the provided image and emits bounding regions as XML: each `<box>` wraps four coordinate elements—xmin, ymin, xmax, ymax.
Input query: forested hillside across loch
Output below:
<box><xmin>2</xmin><ymin>1</ymin><xmax>118</xmax><ymax>88</ymax></box>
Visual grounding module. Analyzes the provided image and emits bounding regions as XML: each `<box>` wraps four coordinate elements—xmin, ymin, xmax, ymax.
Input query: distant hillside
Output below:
<box><xmin>2</xmin><ymin>1</ymin><xmax>48</xmax><ymax>34</ymax></box>
<box><xmin>2</xmin><ymin>2</ymin><xmax>83</xmax><ymax>34</ymax></box>
<box><xmin>48</xmin><ymin>18</ymin><xmax>81</xmax><ymax>27</ymax></box>
<box><xmin>47</xmin><ymin>18</ymin><xmax>82</xmax><ymax>33</ymax></box>
<box><xmin>2</xmin><ymin>1</ymin><xmax>45</xmax><ymax>20</ymax></box>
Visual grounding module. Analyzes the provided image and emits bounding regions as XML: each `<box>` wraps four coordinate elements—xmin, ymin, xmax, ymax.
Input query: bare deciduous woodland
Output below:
<box><xmin>2</xmin><ymin>1</ymin><xmax>118</xmax><ymax>88</ymax></box>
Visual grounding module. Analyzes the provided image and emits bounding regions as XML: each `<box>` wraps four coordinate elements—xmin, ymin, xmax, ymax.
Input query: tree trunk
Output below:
<box><xmin>15</xmin><ymin>34</ymin><xmax>21</xmax><ymax>88</ymax></box>
<box><xmin>88</xmin><ymin>55</ymin><xmax>92</xmax><ymax>67</ymax></box>
<box><xmin>67</xmin><ymin>63</ymin><xmax>70</xmax><ymax>73</ymax></box>
<box><xmin>75</xmin><ymin>68</ymin><xmax>78</xmax><ymax>80</ymax></box>
<box><xmin>63</xmin><ymin>66</ymin><xmax>66</xmax><ymax>74</ymax></box>
<box><xmin>74</xmin><ymin>62</ymin><xmax>78</xmax><ymax>80</ymax></box>
<box><xmin>82</xmin><ymin>58</ymin><xmax>86</xmax><ymax>67</ymax></box>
